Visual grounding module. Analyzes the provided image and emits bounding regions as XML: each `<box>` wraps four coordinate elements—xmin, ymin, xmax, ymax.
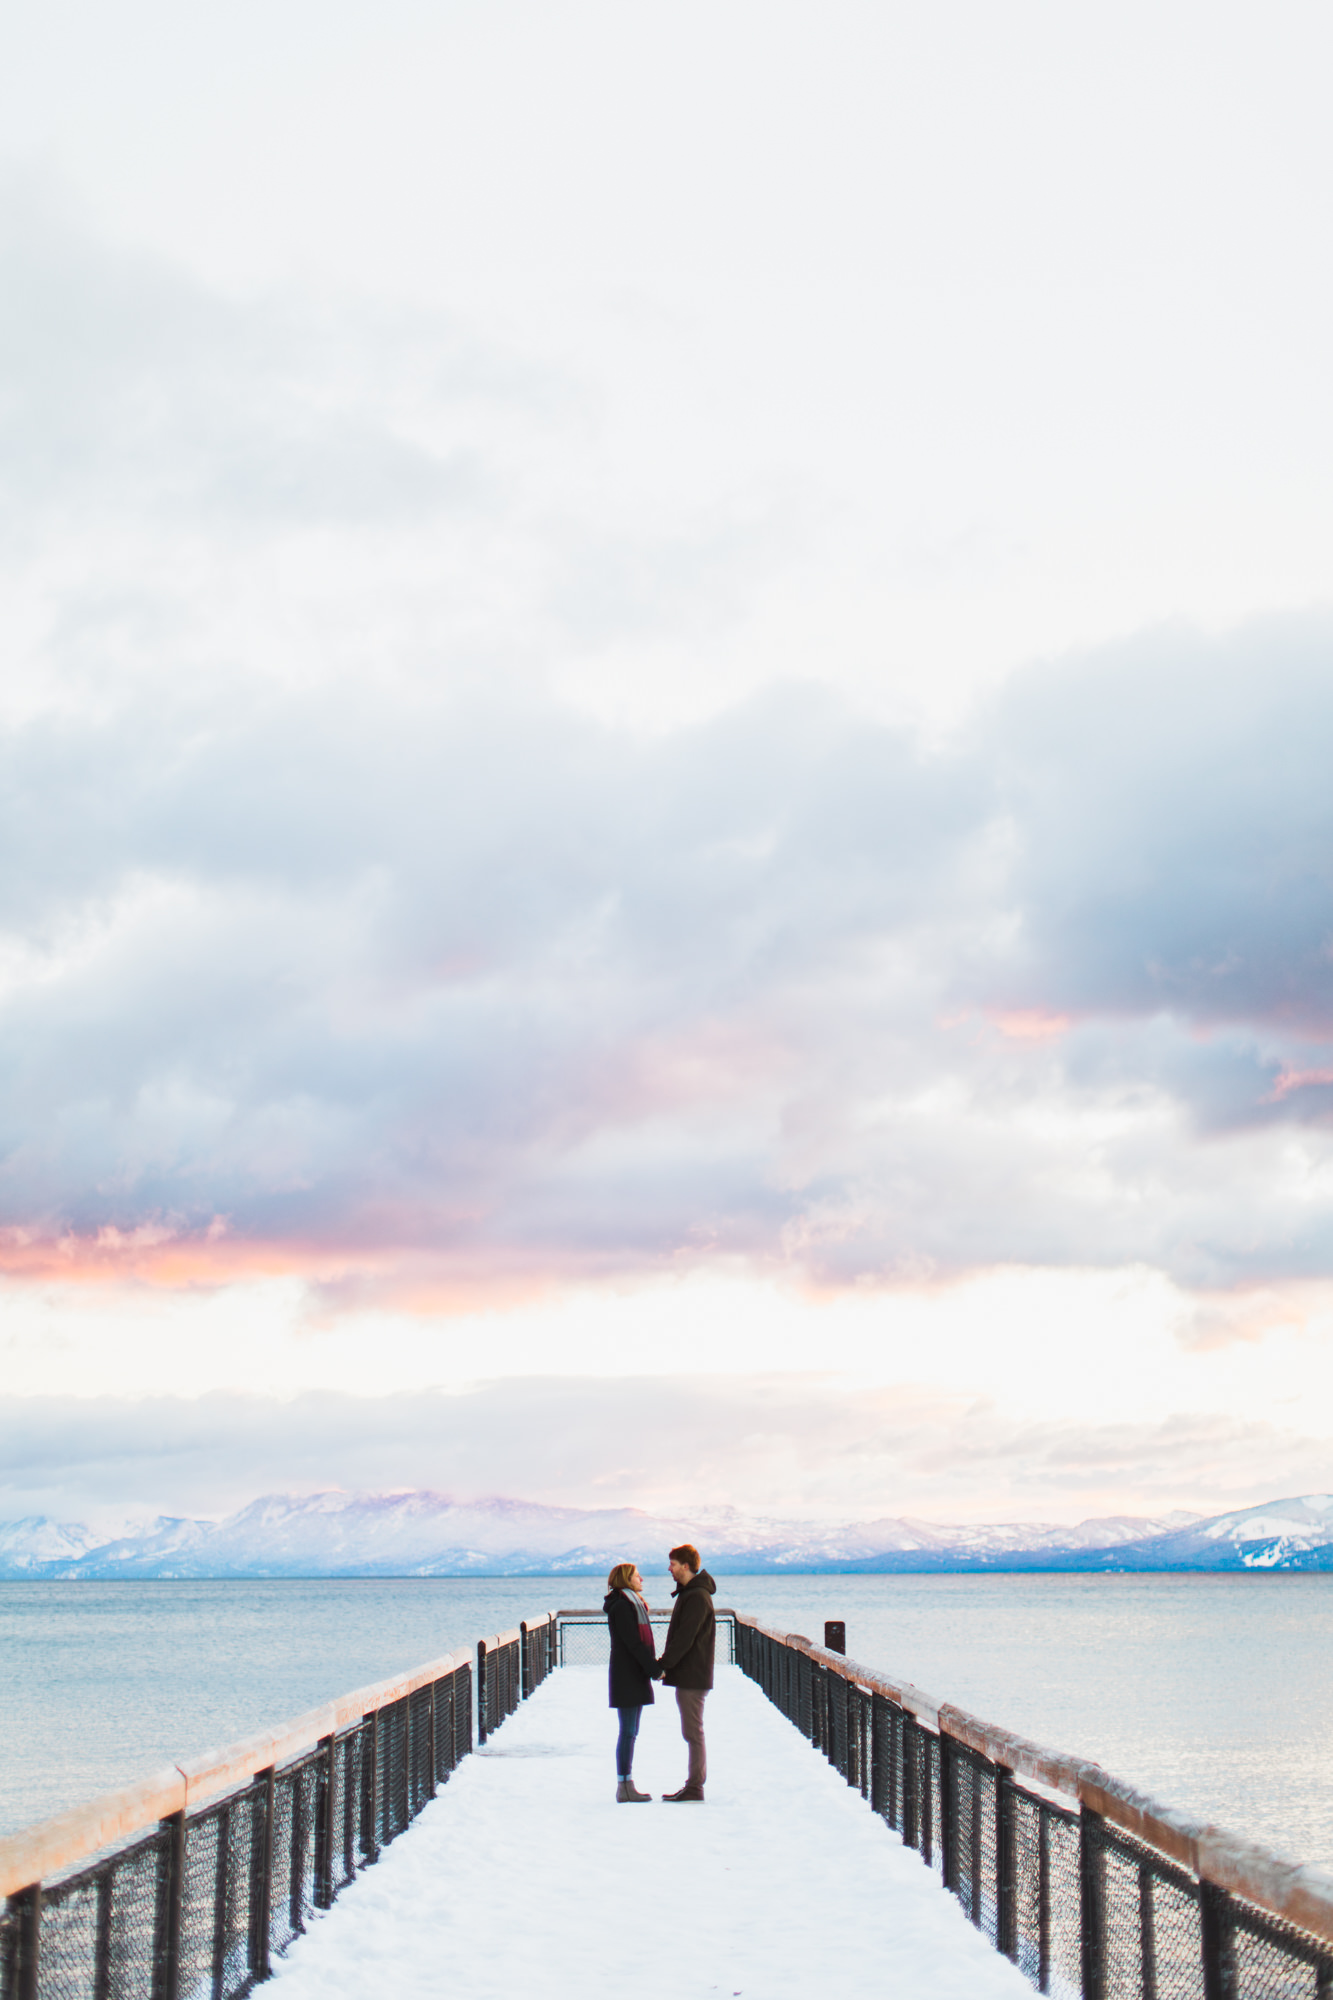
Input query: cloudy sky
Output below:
<box><xmin>3</xmin><ymin>0</ymin><xmax>1333</xmax><ymax>1530</ymax></box>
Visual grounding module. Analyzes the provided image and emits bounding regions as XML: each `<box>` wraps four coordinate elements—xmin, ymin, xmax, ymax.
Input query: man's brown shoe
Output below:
<box><xmin>662</xmin><ymin>1786</ymin><xmax>704</xmax><ymax>1801</ymax></box>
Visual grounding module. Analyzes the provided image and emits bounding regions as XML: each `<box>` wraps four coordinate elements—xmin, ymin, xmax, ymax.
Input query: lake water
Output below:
<box><xmin>2</xmin><ymin>1573</ymin><xmax>1330</xmax><ymax>1867</ymax></box>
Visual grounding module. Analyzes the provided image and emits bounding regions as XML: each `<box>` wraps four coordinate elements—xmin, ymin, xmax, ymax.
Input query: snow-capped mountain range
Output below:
<box><xmin>2</xmin><ymin>1489</ymin><xmax>1333</xmax><ymax>1577</ymax></box>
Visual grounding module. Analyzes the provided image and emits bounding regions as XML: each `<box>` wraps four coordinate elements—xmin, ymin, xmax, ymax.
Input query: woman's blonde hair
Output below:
<box><xmin>607</xmin><ymin>1561</ymin><xmax>639</xmax><ymax>1591</ymax></box>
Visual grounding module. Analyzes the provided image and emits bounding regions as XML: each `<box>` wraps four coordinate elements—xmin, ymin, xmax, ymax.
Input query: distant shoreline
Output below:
<box><xmin>5</xmin><ymin>1562</ymin><xmax>1333</xmax><ymax>1581</ymax></box>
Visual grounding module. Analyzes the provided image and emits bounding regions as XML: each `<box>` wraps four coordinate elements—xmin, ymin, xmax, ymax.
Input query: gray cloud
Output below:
<box><xmin>987</xmin><ymin>620</ymin><xmax>1333</xmax><ymax>1040</ymax></box>
<box><xmin>6</xmin><ymin>624</ymin><xmax>1333</xmax><ymax>1290</ymax></box>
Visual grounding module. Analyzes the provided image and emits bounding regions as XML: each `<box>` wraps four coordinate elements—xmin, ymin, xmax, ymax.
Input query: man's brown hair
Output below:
<box><xmin>669</xmin><ymin>1543</ymin><xmax>700</xmax><ymax>1572</ymax></box>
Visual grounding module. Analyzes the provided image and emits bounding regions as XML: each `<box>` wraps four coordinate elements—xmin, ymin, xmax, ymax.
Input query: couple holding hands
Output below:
<box><xmin>603</xmin><ymin>1544</ymin><xmax>716</xmax><ymax>1803</ymax></box>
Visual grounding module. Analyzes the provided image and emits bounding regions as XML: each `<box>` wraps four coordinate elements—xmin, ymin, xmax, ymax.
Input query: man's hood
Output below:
<box><xmin>672</xmin><ymin>1569</ymin><xmax>717</xmax><ymax>1597</ymax></box>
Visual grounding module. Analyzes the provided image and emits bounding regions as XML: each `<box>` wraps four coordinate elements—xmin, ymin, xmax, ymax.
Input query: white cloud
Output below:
<box><xmin>4</xmin><ymin>1264</ymin><xmax>1333</xmax><ymax>1526</ymax></box>
<box><xmin>3</xmin><ymin>1369</ymin><xmax>1330</xmax><ymax>1527</ymax></box>
<box><xmin>6</xmin><ymin>4</ymin><xmax>1333</xmax><ymax>725</ymax></box>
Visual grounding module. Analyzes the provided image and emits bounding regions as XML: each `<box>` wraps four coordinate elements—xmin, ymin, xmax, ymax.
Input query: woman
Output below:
<box><xmin>603</xmin><ymin>1561</ymin><xmax>658</xmax><ymax>1801</ymax></box>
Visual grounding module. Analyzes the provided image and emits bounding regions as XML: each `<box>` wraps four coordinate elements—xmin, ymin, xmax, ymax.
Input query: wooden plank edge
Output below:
<box><xmin>939</xmin><ymin>1703</ymin><xmax>1090</xmax><ymax>1801</ymax></box>
<box><xmin>478</xmin><ymin>1626</ymin><xmax>523</xmax><ymax>1652</ymax></box>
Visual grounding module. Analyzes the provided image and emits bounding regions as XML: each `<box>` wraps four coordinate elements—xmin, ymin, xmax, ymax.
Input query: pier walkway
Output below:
<box><xmin>267</xmin><ymin>1664</ymin><xmax>1034</xmax><ymax>2000</ymax></box>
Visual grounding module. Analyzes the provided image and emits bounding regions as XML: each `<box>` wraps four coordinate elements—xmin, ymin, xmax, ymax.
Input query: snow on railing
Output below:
<box><xmin>735</xmin><ymin>1613</ymin><xmax>1333</xmax><ymax>2000</ymax></box>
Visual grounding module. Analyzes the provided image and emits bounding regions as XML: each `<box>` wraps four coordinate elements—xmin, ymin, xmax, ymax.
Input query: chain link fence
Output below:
<box><xmin>736</xmin><ymin>1617</ymin><xmax>1333</xmax><ymax>2000</ymax></box>
<box><xmin>554</xmin><ymin>1609</ymin><xmax>736</xmax><ymax>1666</ymax></box>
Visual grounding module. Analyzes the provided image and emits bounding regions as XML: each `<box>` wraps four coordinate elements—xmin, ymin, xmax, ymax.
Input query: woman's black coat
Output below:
<box><xmin>604</xmin><ymin>1590</ymin><xmax>658</xmax><ymax>1708</ymax></box>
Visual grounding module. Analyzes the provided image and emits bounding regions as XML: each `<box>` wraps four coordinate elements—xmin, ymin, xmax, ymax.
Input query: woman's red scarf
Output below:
<box><xmin>623</xmin><ymin>1588</ymin><xmax>653</xmax><ymax>1646</ymax></box>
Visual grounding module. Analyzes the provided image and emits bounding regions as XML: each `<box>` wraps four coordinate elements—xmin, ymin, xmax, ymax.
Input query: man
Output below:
<box><xmin>655</xmin><ymin>1542</ymin><xmax>716</xmax><ymax>1801</ymax></box>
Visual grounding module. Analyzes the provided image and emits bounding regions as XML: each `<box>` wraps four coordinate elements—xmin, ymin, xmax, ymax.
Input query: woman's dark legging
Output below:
<box><xmin>615</xmin><ymin>1704</ymin><xmax>643</xmax><ymax>1779</ymax></box>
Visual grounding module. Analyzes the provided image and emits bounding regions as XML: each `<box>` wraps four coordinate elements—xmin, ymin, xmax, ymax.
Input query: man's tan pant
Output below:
<box><xmin>675</xmin><ymin>1688</ymin><xmax>707</xmax><ymax>1791</ymax></box>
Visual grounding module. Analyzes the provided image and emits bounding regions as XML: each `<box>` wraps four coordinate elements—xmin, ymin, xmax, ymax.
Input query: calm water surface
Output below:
<box><xmin>1</xmin><ymin>1573</ymin><xmax>1329</xmax><ymax>1865</ymax></box>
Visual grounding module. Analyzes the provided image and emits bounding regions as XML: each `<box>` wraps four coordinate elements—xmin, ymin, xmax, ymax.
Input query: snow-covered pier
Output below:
<box><xmin>9</xmin><ymin>1611</ymin><xmax>1333</xmax><ymax>2000</ymax></box>
<box><xmin>267</xmin><ymin>1664</ymin><xmax>1032</xmax><ymax>2000</ymax></box>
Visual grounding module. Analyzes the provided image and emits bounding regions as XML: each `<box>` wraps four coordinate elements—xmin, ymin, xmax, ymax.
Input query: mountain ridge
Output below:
<box><xmin>3</xmin><ymin>1489</ymin><xmax>1332</xmax><ymax>1577</ymax></box>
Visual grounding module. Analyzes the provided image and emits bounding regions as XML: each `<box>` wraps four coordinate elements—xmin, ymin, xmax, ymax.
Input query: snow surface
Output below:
<box><xmin>269</xmin><ymin>1665</ymin><xmax>1035</xmax><ymax>2000</ymax></box>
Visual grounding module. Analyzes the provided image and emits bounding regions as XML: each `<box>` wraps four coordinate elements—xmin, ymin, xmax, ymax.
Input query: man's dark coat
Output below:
<box><xmin>658</xmin><ymin>1569</ymin><xmax>717</xmax><ymax>1690</ymax></box>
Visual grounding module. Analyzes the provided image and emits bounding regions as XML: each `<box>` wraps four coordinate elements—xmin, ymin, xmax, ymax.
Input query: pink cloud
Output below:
<box><xmin>1264</xmin><ymin>1067</ymin><xmax>1333</xmax><ymax>1102</ymax></box>
<box><xmin>990</xmin><ymin>1010</ymin><xmax>1072</xmax><ymax>1042</ymax></box>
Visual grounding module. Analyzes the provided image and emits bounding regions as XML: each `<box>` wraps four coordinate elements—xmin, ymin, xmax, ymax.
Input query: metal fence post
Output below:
<box><xmin>970</xmin><ymin>1760</ymin><xmax>985</xmax><ymax>1918</ymax></box>
<box><xmin>342</xmin><ymin>1738</ymin><xmax>358</xmax><ymax>1881</ymax></box>
<box><xmin>1201</xmin><ymin>1881</ymin><xmax>1238</xmax><ymax>2000</ymax></box>
<box><xmin>362</xmin><ymin>1713</ymin><xmax>380</xmax><ymax>1866</ymax></box>
<box><xmin>996</xmin><ymin>1767</ymin><xmax>1018</xmax><ymax>1961</ymax></box>
<box><xmin>477</xmin><ymin>1641</ymin><xmax>489</xmax><ymax>1746</ymax></box>
<box><xmin>12</xmin><ymin>1884</ymin><xmax>41</xmax><ymax>2000</ymax></box>
<box><xmin>289</xmin><ymin>1769</ymin><xmax>307</xmax><ymax>1937</ymax></box>
<box><xmin>94</xmin><ymin>1869</ymin><xmax>113</xmax><ymax>2000</ymax></box>
<box><xmin>153</xmin><ymin>1810</ymin><xmax>186</xmax><ymax>2000</ymax></box>
<box><xmin>1139</xmin><ymin>1863</ymin><xmax>1158</xmax><ymax>2000</ymax></box>
<box><xmin>940</xmin><ymin>1732</ymin><xmax>958</xmax><ymax>1892</ymax></box>
<box><xmin>903</xmin><ymin>1716</ymin><xmax>920</xmax><ymax>1853</ymax></box>
<box><xmin>396</xmin><ymin>1700</ymin><xmax>410</xmax><ymax>1834</ymax></box>
<box><xmin>1038</xmin><ymin>1809</ymin><xmax>1052</xmax><ymax>1994</ymax></box>
<box><xmin>249</xmin><ymin>1766</ymin><xmax>275</xmax><ymax>1984</ymax></box>
<box><xmin>870</xmin><ymin>1693</ymin><xmax>889</xmax><ymax>1817</ymax></box>
<box><xmin>846</xmin><ymin>1684</ymin><xmax>861</xmax><ymax>1789</ymax></box>
<box><xmin>1080</xmin><ymin>1808</ymin><xmax>1107</xmax><ymax>2000</ymax></box>
<box><xmin>862</xmin><ymin>1691</ymin><xmax>872</xmax><ymax>1800</ymax></box>
<box><xmin>314</xmin><ymin>1737</ymin><xmax>335</xmax><ymax>1909</ymax></box>
<box><xmin>210</xmin><ymin>1804</ymin><xmax>230</xmax><ymax>2000</ymax></box>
